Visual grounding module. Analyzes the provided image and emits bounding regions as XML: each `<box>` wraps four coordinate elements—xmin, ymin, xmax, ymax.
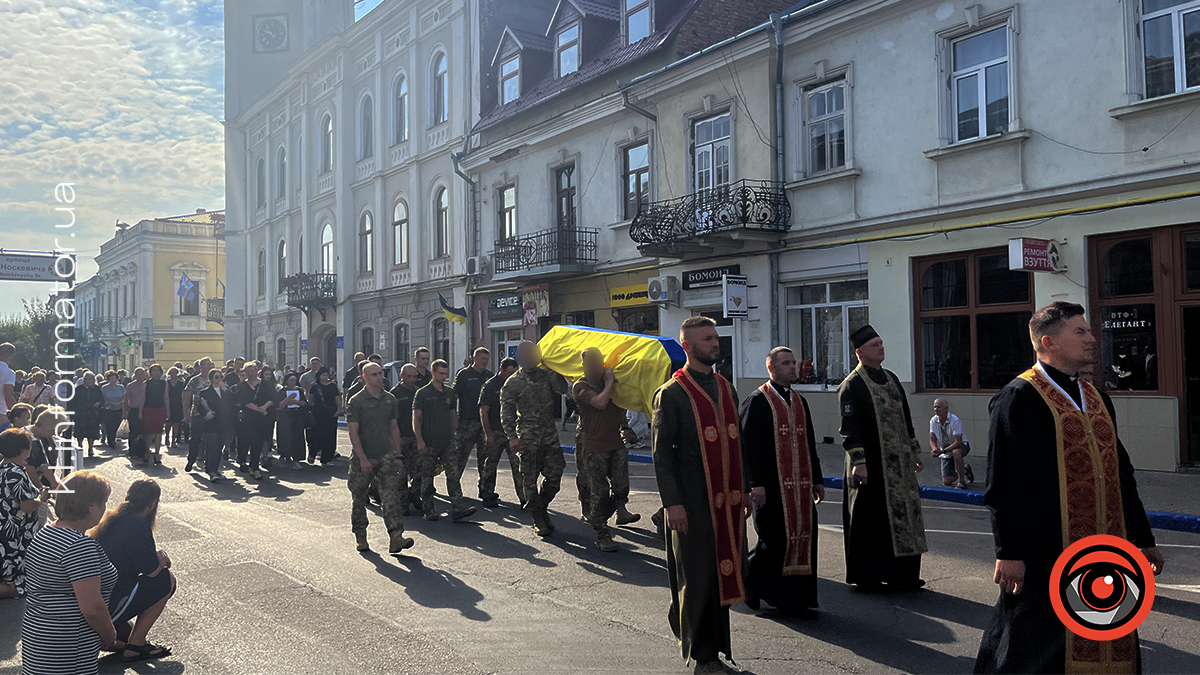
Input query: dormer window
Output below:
<box><xmin>625</xmin><ymin>0</ymin><xmax>651</xmax><ymax>44</ymax></box>
<box><xmin>500</xmin><ymin>56</ymin><xmax>520</xmax><ymax>105</ymax></box>
<box><xmin>557</xmin><ymin>25</ymin><xmax>579</xmax><ymax>77</ymax></box>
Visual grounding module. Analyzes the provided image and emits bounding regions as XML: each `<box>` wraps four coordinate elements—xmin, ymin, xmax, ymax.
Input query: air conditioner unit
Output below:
<box><xmin>466</xmin><ymin>255</ymin><xmax>489</xmax><ymax>277</ymax></box>
<box><xmin>648</xmin><ymin>276</ymin><xmax>679</xmax><ymax>304</ymax></box>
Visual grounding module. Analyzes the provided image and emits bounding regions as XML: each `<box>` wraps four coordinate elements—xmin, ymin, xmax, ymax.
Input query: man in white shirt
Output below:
<box><xmin>0</xmin><ymin>342</ymin><xmax>15</xmax><ymax>431</ymax></box>
<box><xmin>929</xmin><ymin>398</ymin><xmax>974</xmax><ymax>489</ymax></box>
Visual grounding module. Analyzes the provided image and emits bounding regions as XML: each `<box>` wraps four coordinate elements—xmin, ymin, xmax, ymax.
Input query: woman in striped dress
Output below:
<box><xmin>21</xmin><ymin>470</ymin><xmax>118</xmax><ymax>675</ymax></box>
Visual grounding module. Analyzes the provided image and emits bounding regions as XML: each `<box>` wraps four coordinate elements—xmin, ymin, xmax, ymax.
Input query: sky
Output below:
<box><xmin>0</xmin><ymin>0</ymin><xmax>384</xmax><ymax>318</ymax></box>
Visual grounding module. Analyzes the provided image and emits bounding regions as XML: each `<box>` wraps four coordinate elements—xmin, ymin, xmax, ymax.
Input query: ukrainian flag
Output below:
<box><xmin>537</xmin><ymin>325</ymin><xmax>685</xmax><ymax>414</ymax></box>
<box><xmin>438</xmin><ymin>292</ymin><xmax>467</xmax><ymax>324</ymax></box>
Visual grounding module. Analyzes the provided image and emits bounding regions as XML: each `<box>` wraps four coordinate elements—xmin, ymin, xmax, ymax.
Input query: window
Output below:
<box><xmin>277</xmin><ymin>338</ymin><xmax>287</xmax><ymax>366</ymax></box>
<box><xmin>694</xmin><ymin>113</ymin><xmax>731</xmax><ymax>198</ymax></box>
<box><xmin>951</xmin><ymin>26</ymin><xmax>1009</xmax><ymax>141</ymax></box>
<box><xmin>257</xmin><ymin>249</ymin><xmax>267</xmax><ymax>297</ymax></box>
<box><xmin>1096</xmin><ymin>235</ymin><xmax>1158</xmax><ymax>391</ymax></box>
<box><xmin>432</xmin><ymin>53</ymin><xmax>448</xmax><ymax>125</ymax></box>
<box><xmin>361</xmin><ymin>327</ymin><xmax>374</xmax><ymax>354</ymax></box>
<box><xmin>256</xmin><ymin>159</ymin><xmax>266</xmax><ymax>209</ymax></box>
<box><xmin>392</xmin><ymin>75</ymin><xmax>409</xmax><ymax>143</ymax></box>
<box><xmin>359</xmin><ymin>211</ymin><xmax>373</xmax><ymax>274</ymax></box>
<box><xmin>131</xmin><ymin>281</ymin><xmax>136</xmax><ymax>315</ymax></box>
<box><xmin>623</xmin><ymin>142</ymin><xmax>650</xmax><ymax>220</ymax></box>
<box><xmin>556</xmin><ymin>165</ymin><xmax>576</xmax><ymax>230</ymax></box>
<box><xmin>565</xmin><ymin>310</ymin><xmax>596</xmax><ymax>327</ymax></box>
<box><xmin>394</xmin><ymin>324</ymin><xmax>410</xmax><ymax>363</ymax></box>
<box><xmin>498</xmin><ymin>185</ymin><xmax>517</xmax><ymax>240</ymax></box>
<box><xmin>277</xmin><ymin>240</ymin><xmax>287</xmax><ymax>292</ymax></box>
<box><xmin>392</xmin><ymin>199</ymin><xmax>409</xmax><ymax>266</ymax></box>
<box><xmin>617</xmin><ymin>307</ymin><xmax>658</xmax><ymax>334</ymax></box>
<box><xmin>122</xmin><ymin>286</ymin><xmax>127</xmax><ymax>315</ymax></box>
<box><xmin>500</xmin><ymin>56</ymin><xmax>520</xmax><ymax>105</ymax></box>
<box><xmin>806</xmin><ymin>81</ymin><xmax>846</xmax><ymax>173</ymax></box>
<box><xmin>359</xmin><ymin>95</ymin><xmax>374</xmax><ymax>159</ymax></box>
<box><xmin>181</xmin><ymin>285</ymin><xmax>198</xmax><ymax>316</ymax></box>
<box><xmin>785</xmin><ymin>280</ymin><xmax>869</xmax><ymax>385</ymax></box>
<box><xmin>625</xmin><ymin>0</ymin><xmax>651</xmax><ymax>43</ymax></box>
<box><xmin>1142</xmin><ymin>0</ymin><xmax>1200</xmax><ymax>98</ymax></box>
<box><xmin>321</xmin><ymin>224</ymin><xmax>335</xmax><ymax>274</ymax></box>
<box><xmin>275</xmin><ymin>147</ymin><xmax>287</xmax><ymax>199</ymax></box>
<box><xmin>557</xmin><ymin>25</ymin><xmax>579</xmax><ymax>77</ymax></box>
<box><xmin>434</xmin><ymin>187</ymin><xmax>449</xmax><ymax>257</ymax></box>
<box><xmin>320</xmin><ymin>114</ymin><xmax>334</xmax><ymax>174</ymax></box>
<box><xmin>914</xmin><ymin>250</ymin><xmax>1034</xmax><ymax>391</ymax></box>
<box><xmin>432</xmin><ymin>318</ymin><xmax>450</xmax><ymax>362</ymax></box>
<box><xmin>257</xmin><ymin>341</ymin><xmax>266</xmax><ymax>364</ymax></box>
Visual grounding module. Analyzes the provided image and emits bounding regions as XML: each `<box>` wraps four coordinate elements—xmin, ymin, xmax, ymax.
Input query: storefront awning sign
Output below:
<box><xmin>610</xmin><ymin>284</ymin><xmax>650</xmax><ymax>308</ymax></box>
<box><xmin>1008</xmin><ymin>238</ymin><xmax>1066</xmax><ymax>273</ymax></box>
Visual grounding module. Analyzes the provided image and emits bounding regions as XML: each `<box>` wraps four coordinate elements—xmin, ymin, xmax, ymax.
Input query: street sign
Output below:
<box><xmin>722</xmin><ymin>274</ymin><xmax>748</xmax><ymax>319</ymax></box>
<box><xmin>300</xmin><ymin>339</ymin><xmax>307</xmax><ymax>351</ymax></box>
<box><xmin>0</xmin><ymin>253</ymin><xmax>64</xmax><ymax>282</ymax></box>
<box><xmin>336</xmin><ymin>336</ymin><xmax>344</xmax><ymax>349</ymax></box>
<box><xmin>1008</xmin><ymin>238</ymin><xmax>1066</xmax><ymax>272</ymax></box>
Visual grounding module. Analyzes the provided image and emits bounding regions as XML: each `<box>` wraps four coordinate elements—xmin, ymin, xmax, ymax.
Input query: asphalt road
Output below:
<box><xmin>1</xmin><ymin>432</ymin><xmax>1198</xmax><ymax>675</ymax></box>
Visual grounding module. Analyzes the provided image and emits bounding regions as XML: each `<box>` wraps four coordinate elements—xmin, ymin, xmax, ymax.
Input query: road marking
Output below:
<box><xmin>1156</xmin><ymin>543</ymin><xmax>1200</xmax><ymax>550</ymax></box>
<box><xmin>1160</xmin><ymin>584</ymin><xmax>1200</xmax><ymax>593</ymax></box>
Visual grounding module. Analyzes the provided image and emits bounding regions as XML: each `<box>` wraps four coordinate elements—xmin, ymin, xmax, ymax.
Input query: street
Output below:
<box><xmin>1</xmin><ymin>431</ymin><xmax>1198</xmax><ymax>675</ymax></box>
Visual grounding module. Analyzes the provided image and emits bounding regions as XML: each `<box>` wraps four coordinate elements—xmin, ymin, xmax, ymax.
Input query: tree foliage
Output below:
<box><xmin>0</xmin><ymin>299</ymin><xmax>76</xmax><ymax>373</ymax></box>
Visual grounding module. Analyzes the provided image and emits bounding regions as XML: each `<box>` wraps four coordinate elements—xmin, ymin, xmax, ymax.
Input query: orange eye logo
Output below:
<box><xmin>1049</xmin><ymin>534</ymin><xmax>1155</xmax><ymax>641</ymax></box>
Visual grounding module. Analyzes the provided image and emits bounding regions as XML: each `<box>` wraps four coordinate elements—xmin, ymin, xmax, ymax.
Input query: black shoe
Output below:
<box><xmin>452</xmin><ymin>506</ymin><xmax>477</xmax><ymax>522</ymax></box>
<box><xmin>401</xmin><ymin>504</ymin><xmax>411</xmax><ymax>516</ymax></box>
<box><xmin>184</xmin><ymin>461</ymin><xmax>194</xmax><ymax>472</ymax></box>
<box><xmin>239</xmin><ymin>464</ymin><xmax>250</xmax><ymax>473</ymax></box>
<box><xmin>745</xmin><ymin>593</ymin><xmax>761</xmax><ymax>611</ymax></box>
<box><xmin>481</xmin><ymin>496</ymin><xmax>500</xmax><ymax>508</ymax></box>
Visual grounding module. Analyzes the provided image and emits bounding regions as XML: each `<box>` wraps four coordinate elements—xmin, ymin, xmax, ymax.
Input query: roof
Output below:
<box><xmin>158</xmin><ymin>210</ymin><xmax>226</xmax><ymax>225</ymax></box>
<box><xmin>546</xmin><ymin>0</ymin><xmax>621</xmax><ymax>32</ymax></box>
<box><xmin>491</xmin><ymin>26</ymin><xmax>554</xmax><ymax>67</ymax></box>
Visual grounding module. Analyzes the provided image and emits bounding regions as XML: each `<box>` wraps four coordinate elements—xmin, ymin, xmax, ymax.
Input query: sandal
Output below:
<box><xmin>122</xmin><ymin>642</ymin><xmax>172</xmax><ymax>662</ymax></box>
<box><xmin>964</xmin><ymin>463</ymin><xmax>975</xmax><ymax>484</ymax></box>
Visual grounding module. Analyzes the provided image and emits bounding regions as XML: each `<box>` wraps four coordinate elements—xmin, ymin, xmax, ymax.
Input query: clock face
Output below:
<box><xmin>254</xmin><ymin>15</ymin><xmax>288</xmax><ymax>53</ymax></box>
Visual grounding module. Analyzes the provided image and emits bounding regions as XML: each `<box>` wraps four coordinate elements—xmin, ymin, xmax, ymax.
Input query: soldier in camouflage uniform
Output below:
<box><xmin>346</xmin><ymin>362</ymin><xmax>415</xmax><ymax>555</ymax></box>
<box><xmin>414</xmin><ymin>359</ymin><xmax>477</xmax><ymax>522</ymax></box>
<box><xmin>451</xmin><ymin>348</ymin><xmax>494</xmax><ymax>505</ymax></box>
<box><xmin>479</xmin><ymin>357</ymin><xmax>523</xmax><ymax>507</ymax></box>
<box><xmin>500</xmin><ymin>341</ymin><xmax>568</xmax><ymax>536</ymax></box>
<box><xmin>388</xmin><ymin>363</ymin><xmax>422</xmax><ymax>515</ymax></box>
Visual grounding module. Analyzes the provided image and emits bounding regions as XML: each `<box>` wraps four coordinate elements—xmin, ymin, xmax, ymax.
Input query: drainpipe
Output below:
<box><xmin>769</xmin><ymin>12</ymin><xmax>786</xmax><ymax>349</ymax></box>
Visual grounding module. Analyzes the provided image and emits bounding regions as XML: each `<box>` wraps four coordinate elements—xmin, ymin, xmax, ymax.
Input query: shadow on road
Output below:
<box><xmin>365</xmin><ymin>553</ymin><xmax>492</xmax><ymax>621</ymax></box>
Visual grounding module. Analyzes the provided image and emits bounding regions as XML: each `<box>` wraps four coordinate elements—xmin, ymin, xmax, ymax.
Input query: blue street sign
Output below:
<box><xmin>336</xmin><ymin>336</ymin><xmax>343</xmax><ymax>349</ymax></box>
<box><xmin>300</xmin><ymin>339</ymin><xmax>308</xmax><ymax>350</ymax></box>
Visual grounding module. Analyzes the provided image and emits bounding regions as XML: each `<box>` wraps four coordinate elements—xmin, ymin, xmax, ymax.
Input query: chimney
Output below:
<box><xmin>196</xmin><ymin>208</ymin><xmax>206</xmax><ymax>214</ymax></box>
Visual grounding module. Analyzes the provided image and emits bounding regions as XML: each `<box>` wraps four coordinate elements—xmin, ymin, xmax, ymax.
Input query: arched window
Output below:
<box><xmin>256</xmin><ymin>159</ymin><xmax>266</xmax><ymax>209</ymax></box>
<box><xmin>359</xmin><ymin>211</ymin><xmax>373</xmax><ymax>274</ymax></box>
<box><xmin>320</xmin><ymin>224</ymin><xmax>335</xmax><ymax>274</ymax></box>
<box><xmin>257</xmin><ymin>249</ymin><xmax>267</xmax><ymax>297</ymax></box>
<box><xmin>277</xmin><ymin>337</ymin><xmax>287</xmax><ymax>366</ymax></box>
<box><xmin>320</xmin><ymin>113</ymin><xmax>334</xmax><ymax>174</ymax></box>
<box><xmin>359</xmin><ymin>95</ymin><xmax>374</xmax><ymax>159</ymax></box>
<box><xmin>392</xmin><ymin>199</ymin><xmax>408</xmax><ymax>266</ymax></box>
<box><xmin>394</xmin><ymin>324</ymin><xmax>409</xmax><ymax>363</ymax></box>
<box><xmin>257</xmin><ymin>341</ymin><xmax>266</xmax><ymax>363</ymax></box>
<box><xmin>431</xmin><ymin>53</ymin><xmax>448</xmax><ymax>125</ymax></box>
<box><xmin>275</xmin><ymin>147</ymin><xmax>287</xmax><ymax>198</ymax></box>
<box><xmin>392</xmin><ymin>75</ymin><xmax>408</xmax><ymax>143</ymax></box>
<box><xmin>434</xmin><ymin>186</ymin><xmax>449</xmax><ymax>258</ymax></box>
<box><xmin>432</xmin><ymin>317</ymin><xmax>449</xmax><ymax>362</ymax></box>
<box><xmin>361</xmin><ymin>327</ymin><xmax>375</xmax><ymax>354</ymax></box>
<box><xmin>277</xmin><ymin>240</ymin><xmax>287</xmax><ymax>292</ymax></box>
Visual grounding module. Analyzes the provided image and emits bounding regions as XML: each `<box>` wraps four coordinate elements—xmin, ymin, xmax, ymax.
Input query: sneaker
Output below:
<box><xmin>616</xmin><ymin>506</ymin><xmax>641</xmax><ymax>526</ymax></box>
<box><xmin>388</xmin><ymin>532</ymin><xmax>415</xmax><ymax>554</ymax></box>
<box><xmin>596</xmin><ymin>529</ymin><xmax>618</xmax><ymax>552</ymax></box>
<box><xmin>452</xmin><ymin>506</ymin><xmax>477</xmax><ymax>522</ymax></box>
<box><xmin>355</xmin><ymin>532</ymin><xmax>370</xmax><ymax>552</ymax></box>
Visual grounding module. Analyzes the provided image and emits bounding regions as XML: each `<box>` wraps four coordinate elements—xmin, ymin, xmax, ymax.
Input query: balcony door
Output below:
<box><xmin>693</xmin><ymin>113</ymin><xmax>731</xmax><ymax>233</ymax></box>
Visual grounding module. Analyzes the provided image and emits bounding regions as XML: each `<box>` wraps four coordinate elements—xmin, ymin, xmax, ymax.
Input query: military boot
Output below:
<box><xmin>531</xmin><ymin>509</ymin><xmax>552</xmax><ymax>537</ymax></box>
<box><xmin>452</xmin><ymin>505</ymin><xmax>477</xmax><ymax>522</ymax></box>
<box><xmin>355</xmin><ymin>532</ymin><xmax>370</xmax><ymax>552</ymax></box>
<box><xmin>595</xmin><ymin>527</ymin><xmax>618</xmax><ymax>552</ymax></box>
<box><xmin>615</xmin><ymin>505</ymin><xmax>641</xmax><ymax>526</ymax></box>
<box><xmin>389</xmin><ymin>532</ymin><xmax>415</xmax><ymax>554</ymax></box>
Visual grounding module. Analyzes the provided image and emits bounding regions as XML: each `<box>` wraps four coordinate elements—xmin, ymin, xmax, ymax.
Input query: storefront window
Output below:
<box><xmin>785</xmin><ymin>279</ymin><xmax>869</xmax><ymax>385</ymax></box>
<box><xmin>618</xmin><ymin>307</ymin><xmax>658</xmax><ymax>335</ymax></box>
<box><xmin>1103</xmin><ymin>238</ymin><xmax>1154</xmax><ymax>297</ymax></box>
<box><xmin>565</xmin><ymin>311</ymin><xmax>596</xmax><ymax>327</ymax></box>
<box><xmin>1185</xmin><ymin>233</ymin><xmax>1200</xmax><ymax>289</ymax></box>
<box><xmin>1100</xmin><ymin>304</ymin><xmax>1158</xmax><ymax>391</ymax></box>
<box><xmin>921</xmin><ymin>259</ymin><xmax>967</xmax><ymax>309</ymax></box>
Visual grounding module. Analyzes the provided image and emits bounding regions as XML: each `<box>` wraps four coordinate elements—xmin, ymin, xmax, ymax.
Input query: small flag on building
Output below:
<box><xmin>438</xmin><ymin>292</ymin><xmax>467</xmax><ymax>324</ymax></box>
<box><xmin>177</xmin><ymin>274</ymin><xmax>195</xmax><ymax>301</ymax></box>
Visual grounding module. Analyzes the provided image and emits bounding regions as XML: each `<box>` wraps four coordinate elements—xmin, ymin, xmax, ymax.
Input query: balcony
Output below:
<box><xmin>492</xmin><ymin>227</ymin><xmax>599</xmax><ymax>281</ymax></box>
<box><xmin>88</xmin><ymin>316</ymin><xmax>137</xmax><ymax>338</ymax></box>
<box><xmin>629</xmin><ymin>179</ymin><xmax>792</xmax><ymax>258</ymax></box>
<box><xmin>283</xmin><ymin>272</ymin><xmax>337</xmax><ymax>320</ymax></box>
<box><xmin>206</xmin><ymin>298</ymin><xmax>225</xmax><ymax>325</ymax></box>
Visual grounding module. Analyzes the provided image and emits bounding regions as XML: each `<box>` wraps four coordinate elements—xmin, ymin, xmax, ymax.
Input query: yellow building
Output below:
<box><xmin>76</xmin><ymin>210</ymin><xmax>226</xmax><ymax>373</ymax></box>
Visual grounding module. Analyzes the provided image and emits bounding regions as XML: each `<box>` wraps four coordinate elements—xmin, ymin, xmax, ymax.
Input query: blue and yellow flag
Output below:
<box><xmin>438</xmin><ymin>292</ymin><xmax>467</xmax><ymax>324</ymax></box>
<box><xmin>537</xmin><ymin>325</ymin><xmax>685</xmax><ymax>414</ymax></box>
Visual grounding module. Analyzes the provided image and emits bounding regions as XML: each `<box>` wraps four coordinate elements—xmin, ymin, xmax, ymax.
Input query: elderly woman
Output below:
<box><xmin>91</xmin><ymin>479</ymin><xmax>175</xmax><ymax>662</ymax></box>
<box><xmin>71</xmin><ymin>372</ymin><xmax>104</xmax><ymax>458</ymax></box>
<box><xmin>21</xmin><ymin>470</ymin><xmax>118</xmax><ymax>675</ymax></box>
<box><xmin>1</xmin><ymin>429</ymin><xmax>51</xmax><ymax>599</ymax></box>
<box><xmin>7</xmin><ymin>403</ymin><xmax>34</xmax><ymax>432</ymax></box>
<box><xmin>24</xmin><ymin>410</ymin><xmax>66</xmax><ymax>528</ymax></box>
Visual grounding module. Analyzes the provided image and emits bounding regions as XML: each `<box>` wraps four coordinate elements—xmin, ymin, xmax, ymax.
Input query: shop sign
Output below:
<box><xmin>488</xmin><ymin>291</ymin><xmax>524</xmax><ymax>321</ymax></box>
<box><xmin>522</xmin><ymin>283</ymin><xmax>551</xmax><ymax>326</ymax></box>
<box><xmin>1008</xmin><ymin>238</ymin><xmax>1065</xmax><ymax>272</ymax></box>
<box><xmin>722</xmin><ymin>274</ymin><xmax>749</xmax><ymax>318</ymax></box>
<box><xmin>610</xmin><ymin>283</ymin><xmax>650</xmax><ymax>308</ymax></box>
<box><xmin>683</xmin><ymin>264</ymin><xmax>741</xmax><ymax>290</ymax></box>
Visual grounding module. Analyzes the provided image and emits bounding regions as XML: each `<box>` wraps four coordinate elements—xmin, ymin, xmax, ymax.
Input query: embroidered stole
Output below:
<box><xmin>1018</xmin><ymin>366</ymin><xmax>1136</xmax><ymax>675</ymax></box>
<box><xmin>674</xmin><ymin>368</ymin><xmax>746</xmax><ymax>606</ymax></box>
<box><xmin>759</xmin><ymin>383</ymin><xmax>815</xmax><ymax>576</ymax></box>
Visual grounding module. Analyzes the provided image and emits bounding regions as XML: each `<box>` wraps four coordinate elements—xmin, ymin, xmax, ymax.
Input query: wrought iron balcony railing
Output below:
<box><xmin>88</xmin><ymin>316</ymin><xmax>136</xmax><ymax>337</ymax></box>
<box><xmin>206</xmin><ymin>298</ymin><xmax>225</xmax><ymax>325</ymax></box>
<box><xmin>284</xmin><ymin>273</ymin><xmax>337</xmax><ymax>320</ymax></box>
<box><xmin>493</xmin><ymin>227</ymin><xmax>599</xmax><ymax>275</ymax></box>
<box><xmin>629</xmin><ymin>179</ymin><xmax>792</xmax><ymax>254</ymax></box>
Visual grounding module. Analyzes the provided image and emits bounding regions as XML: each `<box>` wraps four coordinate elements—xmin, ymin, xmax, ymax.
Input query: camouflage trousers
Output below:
<box><xmin>583</xmin><ymin>445</ymin><xmax>631</xmax><ymax>530</ymax></box>
<box><xmin>453</xmin><ymin>419</ymin><xmax>487</xmax><ymax>498</ymax></box>
<box><xmin>518</xmin><ymin>442</ymin><xmax>565</xmax><ymax>513</ymax></box>
<box><xmin>348</xmin><ymin>453</ymin><xmax>406</xmax><ymax>535</ymax></box>
<box><xmin>481</xmin><ymin>433</ymin><xmax>524</xmax><ymax>506</ymax></box>
<box><xmin>416</xmin><ymin>443</ymin><xmax>467</xmax><ymax>511</ymax></box>
<box><xmin>574</xmin><ymin>438</ymin><xmax>592</xmax><ymax>516</ymax></box>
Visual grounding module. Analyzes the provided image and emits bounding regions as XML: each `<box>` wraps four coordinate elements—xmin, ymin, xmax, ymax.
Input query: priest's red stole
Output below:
<box><xmin>674</xmin><ymin>368</ymin><xmax>746</xmax><ymax>606</ymax></box>
<box><xmin>1019</xmin><ymin>365</ymin><xmax>1136</xmax><ymax>675</ymax></box>
<box><xmin>760</xmin><ymin>383</ymin><xmax>815</xmax><ymax>576</ymax></box>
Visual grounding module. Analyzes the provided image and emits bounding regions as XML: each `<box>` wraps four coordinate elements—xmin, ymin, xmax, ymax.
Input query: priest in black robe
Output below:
<box><xmin>975</xmin><ymin>302</ymin><xmax>1163</xmax><ymax>674</ymax></box>
<box><xmin>740</xmin><ymin>346</ymin><xmax>824</xmax><ymax>619</ymax></box>
<box><xmin>837</xmin><ymin>325</ymin><xmax>927</xmax><ymax>591</ymax></box>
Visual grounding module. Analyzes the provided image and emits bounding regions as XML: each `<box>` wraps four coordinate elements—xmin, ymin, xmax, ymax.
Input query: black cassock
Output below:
<box><xmin>974</xmin><ymin>362</ymin><xmax>1156</xmax><ymax>674</ymax></box>
<box><xmin>739</xmin><ymin>383</ymin><xmax>823</xmax><ymax>613</ymax></box>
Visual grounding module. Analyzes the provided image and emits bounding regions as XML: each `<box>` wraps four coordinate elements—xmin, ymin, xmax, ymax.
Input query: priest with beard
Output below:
<box><xmin>837</xmin><ymin>325</ymin><xmax>927</xmax><ymax>592</ymax></box>
<box><xmin>652</xmin><ymin>316</ymin><xmax>746</xmax><ymax>675</ymax></box>
<box><xmin>975</xmin><ymin>302</ymin><xmax>1163</xmax><ymax>674</ymax></box>
<box><xmin>739</xmin><ymin>346</ymin><xmax>824</xmax><ymax>619</ymax></box>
